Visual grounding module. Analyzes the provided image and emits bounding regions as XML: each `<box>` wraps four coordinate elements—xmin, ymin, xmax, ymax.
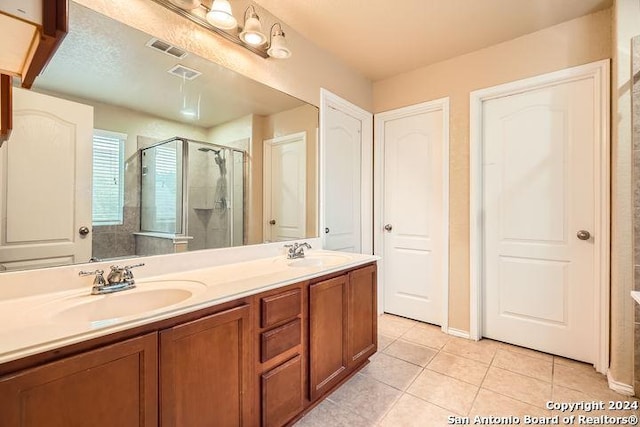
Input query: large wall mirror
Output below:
<box><xmin>0</xmin><ymin>1</ymin><xmax>318</xmax><ymax>272</ymax></box>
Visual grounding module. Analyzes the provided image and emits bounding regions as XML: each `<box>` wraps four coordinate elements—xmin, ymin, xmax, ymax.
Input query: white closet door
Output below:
<box><xmin>263</xmin><ymin>132</ymin><xmax>306</xmax><ymax>242</ymax></box>
<box><xmin>0</xmin><ymin>88</ymin><xmax>93</xmax><ymax>270</ymax></box>
<box><xmin>482</xmin><ymin>77</ymin><xmax>596</xmax><ymax>362</ymax></box>
<box><xmin>323</xmin><ymin>106</ymin><xmax>361</xmax><ymax>252</ymax></box>
<box><xmin>378</xmin><ymin>101</ymin><xmax>447</xmax><ymax>325</ymax></box>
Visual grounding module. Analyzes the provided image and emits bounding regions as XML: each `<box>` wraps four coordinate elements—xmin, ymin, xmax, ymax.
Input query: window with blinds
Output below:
<box><xmin>154</xmin><ymin>144</ymin><xmax>178</xmax><ymax>225</ymax></box>
<box><xmin>92</xmin><ymin>129</ymin><xmax>126</xmax><ymax>226</ymax></box>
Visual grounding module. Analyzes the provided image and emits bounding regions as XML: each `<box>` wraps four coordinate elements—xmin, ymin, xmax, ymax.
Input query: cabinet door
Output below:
<box><xmin>0</xmin><ymin>333</ymin><xmax>158</xmax><ymax>427</ymax></box>
<box><xmin>309</xmin><ymin>274</ymin><xmax>349</xmax><ymax>401</ymax></box>
<box><xmin>348</xmin><ymin>265</ymin><xmax>378</xmax><ymax>367</ymax></box>
<box><xmin>160</xmin><ymin>304</ymin><xmax>252</xmax><ymax>427</ymax></box>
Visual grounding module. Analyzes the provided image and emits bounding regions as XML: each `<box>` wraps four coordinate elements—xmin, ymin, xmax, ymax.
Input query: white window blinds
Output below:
<box><xmin>92</xmin><ymin>129</ymin><xmax>126</xmax><ymax>226</ymax></box>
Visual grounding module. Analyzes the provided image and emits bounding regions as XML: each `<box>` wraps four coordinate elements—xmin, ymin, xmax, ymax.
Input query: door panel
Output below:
<box><xmin>382</xmin><ymin>108</ymin><xmax>445</xmax><ymax>325</ymax></box>
<box><xmin>323</xmin><ymin>107</ymin><xmax>361</xmax><ymax>252</ymax></box>
<box><xmin>264</xmin><ymin>133</ymin><xmax>306</xmax><ymax>242</ymax></box>
<box><xmin>0</xmin><ymin>88</ymin><xmax>93</xmax><ymax>270</ymax></box>
<box><xmin>482</xmin><ymin>77</ymin><xmax>595</xmax><ymax>362</ymax></box>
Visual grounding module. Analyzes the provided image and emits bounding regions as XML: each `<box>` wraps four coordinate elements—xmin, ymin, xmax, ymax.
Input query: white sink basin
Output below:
<box><xmin>51</xmin><ymin>280</ymin><xmax>206</xmax><ymax>325</ymax></box>
<box><xmin>287</xmin><ymin>253</ymin><xmax>351</xmax><ymax>268</ymax></box>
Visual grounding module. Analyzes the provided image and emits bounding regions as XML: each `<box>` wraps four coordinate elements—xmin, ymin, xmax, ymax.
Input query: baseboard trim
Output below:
<box><xmin>607</xmin><ymin>370</ymin><xmax>635</xmax><ymax>396</ymax></box>
<box><xmin>446</xmin><ymin>328</ymin><xmax>471</xmax><ymax>339</ymax></box>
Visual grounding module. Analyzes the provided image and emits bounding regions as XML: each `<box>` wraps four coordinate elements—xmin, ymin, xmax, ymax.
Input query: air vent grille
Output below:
<box><xmin>146</xmin><ymin>38</ymin><xmax>188</xmax><ymax>59</ymax></box>
<box><xmin>167</xmin><ymin>64</ymin><xmax>202</xmax><ymax>80</ymax></box>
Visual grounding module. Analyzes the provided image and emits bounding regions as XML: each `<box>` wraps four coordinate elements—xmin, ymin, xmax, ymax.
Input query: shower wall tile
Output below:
<box><xmin>633</xmin><ymin>36</ymin><xmax>640</xmax><ymax>95</ymax></box>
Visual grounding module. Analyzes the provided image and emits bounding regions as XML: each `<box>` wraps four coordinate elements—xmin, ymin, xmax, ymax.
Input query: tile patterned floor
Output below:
<box><xmin>294</xmin><ymin>314</ymin><xmax>639</xmax><ymax>426</ymax></box>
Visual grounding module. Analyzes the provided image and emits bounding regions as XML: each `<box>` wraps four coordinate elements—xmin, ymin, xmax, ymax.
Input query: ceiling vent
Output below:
<box><xmin>146</xmin><ymin>38</ymin><xmax>188</xmax><ymax>59</ymax></box>
<box><xmin>167</xmin><ymin>64</ymin><xmax>202</xmax><ymax>80</ymax></box>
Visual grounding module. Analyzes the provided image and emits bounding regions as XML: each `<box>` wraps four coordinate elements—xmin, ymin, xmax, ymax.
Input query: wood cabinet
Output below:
<box><xmin>0</xmin><ymin>261</ymin><xmax>377</xmax><ymax>427</ymax></box>
<box><xmin>0</xmin><ymin>74</ymin><xmax>11</xmax><ymax>143</ymax></box>
<box><xmin>309</xmin><ymin>264</ymin><xmax>377</xmax><ymax>401</ymax></box>
<box><xmin>0</xmin><ymin>333</ymin><xmax>158</xmax><ymax>427</ymax></box>
<box><xmin>253</xmin><ymin>284</ymin><xmax>306</xmax><ymax>427</ymax></box>
<box><xmin>160</xmin><ymin>304</ymin><xmax>252</xmax><ymax>427</ymax></box>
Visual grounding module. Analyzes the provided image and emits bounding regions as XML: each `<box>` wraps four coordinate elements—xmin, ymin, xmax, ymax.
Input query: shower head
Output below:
<box><xmin>198</xmin><ymin>147</ymin><xmax>220</xmax><ymax>154</ymax></box>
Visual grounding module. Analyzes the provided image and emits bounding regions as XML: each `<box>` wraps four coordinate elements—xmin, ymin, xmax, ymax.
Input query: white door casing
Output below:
<box><xmin>0</xmin><ymin>87</ymin><xmax>93</xmax><ymax>270</ymax></box>
<box><xmin>263</xmin><ymin>132</ymin><xmax>306</xmax><ymax>242</ymax></box>
<box><xmin>374</xmin><ymin>98</ymin><xmax>449</xmax><ymax>328</ymax></box>
<box><xmin>469</xmin><ymin>60</ymin><xmax>610</xmax><ymax>372</ymax></box>
<box><xmin>319</xmin><ymin>88</ymin><xmax>373</xmax><ymax>255</ymax></box>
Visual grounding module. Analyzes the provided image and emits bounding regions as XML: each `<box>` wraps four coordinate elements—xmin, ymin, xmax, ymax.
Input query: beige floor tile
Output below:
<box><xmin>360</xmin><ymin>352</ymin><xmax>422</xmax><ymax>391</ymax></box>
<box><xmin>378</xmin><ymin>314</ymin><xmax>416</xmax><ymax>338</ymax></box>
<box><xmin>470</xmin><ymin>389</ymin><xmax>551</xmax><ymax>418</ymax></box>
<box><xmin>407</xmin><ymin>369</ymin><xmax>479</xmax><ymax>415</ymax></box>
<box><xmin>492</xmin><ymin>349</ymin><xmax>552</xmax><ymax>382</ymax></box>
<box><xmin>441</xmin><ymin>337</ymin><xmax>497</xmax><ymax>364</ymax></box>
<box><xmin>482</xmin><ymin>366</ymin><xmax>551</xmax><ymax>408</ymax></box>
<box><xmin>427</xmin><ymin>351</ymin><xmax>489</xmax><ymax>386</ymax></box>
<box><xmin>494</xmin><ymin>341</ymin><xmax>554</xmax><ymax>362</ymax></box>
<box><xmin>327</xmin><ymin>373</ymin><xmax>402</xmax><ymax>423</ymax></box>
<box><xmin>553</xmin><ymin>363</ymin><xmax>624</xmax><ymax>401</ymax></box>
<box><xmin>379</xmin><ymin>393</ymin><xmax>453</xmax><ymax>427</ymax></box>
<box><xmin>380</xmin><ymin>313</ymin><xmax>422</xmax><ymax>327</ymax></box>
<box><xmin>553</xmin><ymin>355</ymin><xmax>589</xmax><ymax>368</ymax></box>
<box><xmin>383</xmin><ymin>339</ymin><xmax>437</xmax><ymax>367</ymax></box>
<box><xmin>401</xmin><ymin>323</ymin><xmax>450</xmax><ymax>350</ymax></box>
<box><xmin>293</xmin><ymin>399</ymin><xmax>372</xmax><ymax>427</ymax></box>
<box><xmin>378</xmin><ymin>334</ymin><xmax>395</xmax><ymax>351</ymax></box>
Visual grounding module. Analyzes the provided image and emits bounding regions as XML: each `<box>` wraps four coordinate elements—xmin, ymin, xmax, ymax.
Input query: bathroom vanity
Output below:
<box><xmin>0</xmin><ymin>251</ymin><xmax>377</xmax><ymax>426</ymax></box>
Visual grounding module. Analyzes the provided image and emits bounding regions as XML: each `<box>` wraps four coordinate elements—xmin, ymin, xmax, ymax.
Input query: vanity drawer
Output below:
<box><xmin>261</xmin><ymin>289</ymin><xmax>302</xmax><ymax>328</ymax></box>
<box><xmin>261</xmin><ymin>318</ymin><xmax>301</xmax><ymax>362</ymax></box>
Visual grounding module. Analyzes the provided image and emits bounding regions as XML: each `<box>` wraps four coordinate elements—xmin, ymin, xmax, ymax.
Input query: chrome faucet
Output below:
<box><xmin>285</xmin><ymin>242</ymin><xmax>312</xmax><ymax>259</ymax></box>
<box><xmin>79</xmin><ymin>263</ymin><xmax>145</xmax><ymax>295</ymax></box>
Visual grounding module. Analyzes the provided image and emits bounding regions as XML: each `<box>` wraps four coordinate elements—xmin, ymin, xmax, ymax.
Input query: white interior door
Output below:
<box><xmin>482</xmin><ymin>76</ymin><xmax>597</xmax><ymax>362</ymax></box>
<box><xmin>0</xmin><ymin>88</ymin><xmax>93</xmax><ymax>270</ymax></box>
<box><xmin>378</xmin><ymin>100</ymin><xmax>447</xmax><ymax>325</ymax></box>
<box><xmin>263</xmin><ymin>132</ymin><xmax>306</xmax><ymax>242</ymax></box>
<box><xmin>323</xmin><ymin>106</ymin><xmax>361</xmax><ymax>252</ymax></box>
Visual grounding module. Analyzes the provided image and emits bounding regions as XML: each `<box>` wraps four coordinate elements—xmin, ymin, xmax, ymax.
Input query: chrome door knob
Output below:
<box><xmin>384</xmin><ymin>224</ymin><xmax>393</xmax><ymax>232</ymax></box>
<box><xmin>269</xmin><ymin>219</ymin><xmax>276</xmax><ymax>225</ymax></box>
<box><xmin>325</xmin><ymin>227</ymin><xmax>330</xmax><ymax>234</ymax></box>
<box><xmin>576</xmin><ymin>230</ymin><xmax>591</xmax><ymax>240</ymax></box>
<box><xmin>79</xmin><ymin>226</ymin><xmax>90</xmax><ymax>236</ymax></box>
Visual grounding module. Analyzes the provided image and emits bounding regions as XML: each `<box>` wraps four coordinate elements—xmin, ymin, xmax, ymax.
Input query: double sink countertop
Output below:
<box><xmin>0</xmin><ymin>250</ymin><xmax>379</xmax><ymax>365</ymax></box>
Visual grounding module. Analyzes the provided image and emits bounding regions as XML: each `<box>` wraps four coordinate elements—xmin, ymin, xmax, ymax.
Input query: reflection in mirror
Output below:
<box><xmin>0</xmin><ymin>1</ymin><xmax>318</xmax><ymax>272</ymax></box>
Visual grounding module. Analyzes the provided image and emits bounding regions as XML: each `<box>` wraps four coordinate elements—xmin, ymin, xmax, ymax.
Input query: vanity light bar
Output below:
<box><xmin>150</xmin><ymin>0</ymin><xmax>273</xmax><ymax>59</ymax></box>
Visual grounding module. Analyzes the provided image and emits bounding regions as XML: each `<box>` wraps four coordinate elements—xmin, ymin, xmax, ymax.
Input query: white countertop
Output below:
<box><xmin>0</xmin><ymin>250</ymin><xmax>379</xmax><ymax>365</ymax></box>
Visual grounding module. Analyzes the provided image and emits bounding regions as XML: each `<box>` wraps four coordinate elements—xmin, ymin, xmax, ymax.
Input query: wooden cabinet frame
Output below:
<box><xmin>0</xmin><ymin>74</ymin><xmax>11</xmax><ymax>143</ymax></box>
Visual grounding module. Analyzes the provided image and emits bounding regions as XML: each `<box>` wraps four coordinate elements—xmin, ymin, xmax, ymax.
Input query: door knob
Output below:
<box><xmin>325</xmin><ymin>227</ymin><xmax>330</xmax><ymax>234</ymax></box>
<box><xmin>576</xmin><ymin>230</ymin><xmax>591</xmax><ymax>240</ymax></box>
<box><xmin>384</xmin><ymin>224</ymin><xmax>393</xmax><ymax>232</ymax></box>
<box><xmin>269</xmin><ymin>219</ymin><xmax>276</xmax><ymax>225</ymax></box>
<box><xmin>79</xmin><ymin>226</ymin><xmax>90</xmax><ymax>236</ymax></box>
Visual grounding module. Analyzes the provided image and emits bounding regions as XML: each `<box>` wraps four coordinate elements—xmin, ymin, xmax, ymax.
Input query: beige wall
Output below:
<box><xmin>264</xmin><ymin>104</ymin><xmax>319</xmax><ymax>238</ymax></box>
<box><xmin>75</xmin><ymin>0</ymin><xmax>373</xmax><ymax>111</ymax></box>
<box><xmin>610</xmin><ymin>0</ymin><xmax>640</xmax><ymax>389</ymax></box>
<box><xmin>373</xmin><ymin>9</ymin><xmax>612</xmax><ymax>332</ymax></box>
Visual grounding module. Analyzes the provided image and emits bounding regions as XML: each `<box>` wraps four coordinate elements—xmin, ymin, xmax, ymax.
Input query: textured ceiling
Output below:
<box><xmin>254</xmin><ymin>0</ymin><xmax>612</xmax><ymax>81</ymax></box>
<box><xmin>33</xmin><ymin>2</ymin><xmax>305</xmax><ymax>128</ymax></box>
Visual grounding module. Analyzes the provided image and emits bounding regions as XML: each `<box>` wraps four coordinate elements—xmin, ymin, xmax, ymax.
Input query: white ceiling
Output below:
<box><xmin>254</xmin><ymin>0</ymin><xmax>612</xmax><ymax>81</ymax></box>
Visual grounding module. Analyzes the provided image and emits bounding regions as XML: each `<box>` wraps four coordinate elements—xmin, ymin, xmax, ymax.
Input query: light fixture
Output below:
<box><xmin>206</xmin><ymin>0</ymin><xmax>237</xmax><ymax>30</ymax></box>
<box><xmin>239</xmin><ymin>5</ymin><xmax>266</xmax><ymax>46</ymax></box>
<box><xmin>267</xmin><ymin>23</ymin><xmax>291</xmax><ymax>59</ymax></box>
<box><xmin>151</xmin><ymin>0</ymin><xmax>293</xmax><ymax>59</ymax></box>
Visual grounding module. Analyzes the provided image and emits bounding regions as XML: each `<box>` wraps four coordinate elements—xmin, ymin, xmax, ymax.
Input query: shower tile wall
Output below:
<box><xmin>92</xmin><ymin>152</ymin><xmax>140</xmax><ymax>260</ymax></box>
<box><xmin>632</xmin><ymin>35</ymin><xmax>640</xmax><ymax>395</ymax></box>
<box><xmin>187</xmin><ymin>144</ymin><xmax>230</xmax><ymax>250</ymax></box>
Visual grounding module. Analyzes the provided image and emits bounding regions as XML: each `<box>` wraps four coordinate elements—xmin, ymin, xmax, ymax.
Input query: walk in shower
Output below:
<box><xmin>138</xmin><ymin>137</ymin><xmax>245</xmax><ymax>254</ymax></box>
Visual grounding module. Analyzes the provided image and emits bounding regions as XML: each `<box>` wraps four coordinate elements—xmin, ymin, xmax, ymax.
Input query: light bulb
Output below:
<box><xmin>206</xmin><ymin>0</ymin><xmax>237</xmax><ymax>30</ymax></box>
